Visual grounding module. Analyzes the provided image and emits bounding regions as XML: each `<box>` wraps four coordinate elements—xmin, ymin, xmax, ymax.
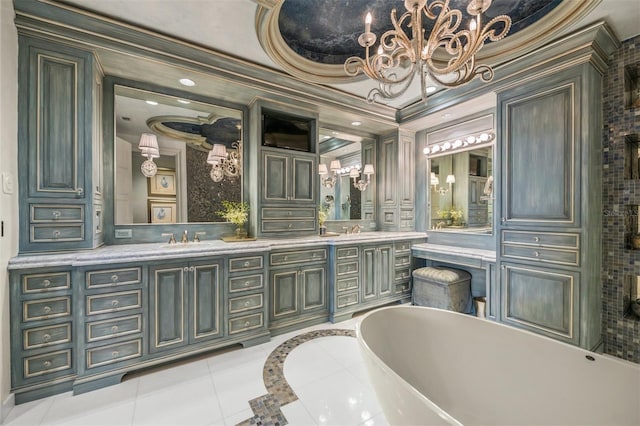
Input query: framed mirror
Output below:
<box><xmin>103</xmin><ymin>77</ymin><xmax>249</xmax><ymax>243</ymax></box>
<box><xmin>425</xmin><ymin>114</ymin><xmax>494</xmax><ymax>235</ymax></box>
<box><xmin>318</xmin><ymin>128</ymin><xmax>376</xmax><ymax>222</ymax></box>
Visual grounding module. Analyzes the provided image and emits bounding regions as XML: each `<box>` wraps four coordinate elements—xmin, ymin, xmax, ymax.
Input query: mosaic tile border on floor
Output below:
<box><xmin>236</xmin><ymin>329</ymin><xmax>356</xmax><ymax>426</ymax></box>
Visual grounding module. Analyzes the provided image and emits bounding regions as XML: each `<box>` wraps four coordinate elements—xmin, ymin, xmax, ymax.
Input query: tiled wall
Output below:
<box><xmin>602</xmin><ymin>35</ymin><xmax>640</xmax><ymax>362</ymax></box>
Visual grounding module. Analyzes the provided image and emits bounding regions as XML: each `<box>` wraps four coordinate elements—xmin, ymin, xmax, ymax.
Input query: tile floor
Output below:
<box><xmin>3</xmin><ymin>316</ymin><xmax>388</xmax><ymax>426</ymax></box>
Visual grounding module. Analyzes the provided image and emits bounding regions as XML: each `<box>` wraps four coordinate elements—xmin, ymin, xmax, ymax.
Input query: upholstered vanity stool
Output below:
<box><xmin>412</xmin><ymin>267</ymin><xmax>472</xmax><ymax>313</ymax></box>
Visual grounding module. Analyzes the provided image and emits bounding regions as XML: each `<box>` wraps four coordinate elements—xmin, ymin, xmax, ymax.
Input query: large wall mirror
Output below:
<box><xmin>426</xmin><ymin>114</ymin><xmax>494</xmax><ymax>235</ymax></box>
<box><xmin>113</xmin><ymin>84</ymin><xmax>244</xmax><ymax>225</ymax></box>
<box><xmin>318</xmin><ymin>128</ymin><xmax>376</xmax><ymax>222</ymax></box>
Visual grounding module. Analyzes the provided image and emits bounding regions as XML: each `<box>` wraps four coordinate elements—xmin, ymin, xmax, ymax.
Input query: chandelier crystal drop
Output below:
<box><xmin>344</xmin><ymin>0</ymin><xmax>511</xmax><ymax>104</ymax></box>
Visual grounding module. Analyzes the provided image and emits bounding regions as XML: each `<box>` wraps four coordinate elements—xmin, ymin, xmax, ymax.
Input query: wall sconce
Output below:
<box><xmin>138</xmin><ymin>133</ymin><xmax>160</xmax><ymax>177</ymax></box>
<box><xmin>431</xmin><ymin>172</ymin><xmax>455</xmax><ymax>195</ymax></box>
<box><xmin>319</xmin><ymin>160</ymin><xmax>341</xmax><ymax>188</ymax></box>
<box><xmin>207</xmin><ymin>141</ymin><xmax>242</xmax><ymax>182</ymax></box>
<box><xmin>349</xmin><ymin>164</ymin><xmax>374</xmax><ymax>191</ymax></box>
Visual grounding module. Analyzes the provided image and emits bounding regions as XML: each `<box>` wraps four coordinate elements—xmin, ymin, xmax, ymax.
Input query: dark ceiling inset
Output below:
<box><xmin>162</xmin><ymin>117</ymin><xmax>241</xmax><ymax>149</ymax></box>
<box><xmin>279</xmin><ymin>0</ymin><xmax>563</xmax><ymax>65</ymax></box>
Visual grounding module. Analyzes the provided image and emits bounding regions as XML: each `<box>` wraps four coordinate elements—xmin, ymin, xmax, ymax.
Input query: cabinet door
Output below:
<box><xmin>149</xmin><ymin>266</ymin><xmax>187</xmax><ymax>353</ymax></box>
<box><xmin>377</xmin><ymin>246</ymin><xmax>393</xmax><ymax>296</ymax></box>
<box><xmin>362</xmin><ymin>247</ymin><xmax>377</xmax><ymax>301</ymax></box>
<box><xmin>301</xmin><ymin>266</ymin><xmax>326</xmax><ymax>312</ymax></box>
<box><xmin>270</xmin><ymin>270</ymin><xmax>298</xmax><ymax>319</ymax></box>
<box><xmin>263</xmin><ymin>153</ymin><xmax>289</xmax><ymax>201</ymax></box>
<box><xmin>190</xmin><ymin>262</ymin><xmax>222</xmax><ymax>343</ymax></box>
<box><xmin>291</xmin><ymin>156</ymin><xmax>315</xmax><ymax>202</ymax></box>
<box><xmin>500</xmin><ymin>263</ymin><xmax>578</xmax><ymax>344</ymax></box>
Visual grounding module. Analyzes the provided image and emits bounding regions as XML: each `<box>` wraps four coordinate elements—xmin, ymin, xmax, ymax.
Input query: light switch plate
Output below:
<box><xmin>2</xmin><ymin>172</ymin><xmax>14</xmax><ymax>194</ymax></box>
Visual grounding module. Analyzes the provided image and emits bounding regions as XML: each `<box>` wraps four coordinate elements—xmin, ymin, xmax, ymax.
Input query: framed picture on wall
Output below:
<box><xmin>149</xmin><ymin>169</ymin><xmax>176</xmax><ymax>196</ymax></box>
<box><xmin>149</xmin><ymin>201</ymin><xmax>177</xmax><ymax>224</ymax></box>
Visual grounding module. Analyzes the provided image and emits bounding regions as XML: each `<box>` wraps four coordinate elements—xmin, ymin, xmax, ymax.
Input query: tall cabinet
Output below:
<box><xmin>17</xmin><ymin>35</ymin><xmax>103</xmax><ymax>252</ymax></box>
<box><xmin>378</xmin><ymin>130</ymin><xmax>415</xmax><ymax>231</ymax></box>
<box><xmin>497</xmin><ymin>63</ymin><xmax>603</xmax><ymax>350</ymax></box>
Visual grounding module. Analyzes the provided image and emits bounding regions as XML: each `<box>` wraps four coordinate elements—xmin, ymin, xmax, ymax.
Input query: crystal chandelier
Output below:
<box><xmin>138</xmin><ymin>133</ymin><xmax>160</xmax><ymax>178</ymax></box>
<box><xmin>207</xmin><ymin>141</ymin><xmax>242</xmax><ymax>182</ymax></box>
<box><xmin>344</xmin><ymin>0</ymin><xmax>511</xmax><ymax>104</ymax></box>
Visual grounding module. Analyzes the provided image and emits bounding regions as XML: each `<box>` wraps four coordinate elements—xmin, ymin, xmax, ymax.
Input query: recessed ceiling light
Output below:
<box><xmin>179</xmin><ymin>78</ymin><xmax>195</xmax><ymax>86</ymax></box>
<box><xmin>351</xmin><ymin>121</ymin><xmax>362</xmax><ymax>126</ymax></box>
<box><xmin>145</xmin><ymin>100</ymin><xmax>158</xmax><ymax>106</ymax></box>
<box><xmin>426</xmin><ymin>86</ymin><xmax>437</xmax><ymax>94</ymax></box>
<box><xmin>177</xmin><ymin>99</ymin><xmax>191</xmax><ymax>104</ymax></box>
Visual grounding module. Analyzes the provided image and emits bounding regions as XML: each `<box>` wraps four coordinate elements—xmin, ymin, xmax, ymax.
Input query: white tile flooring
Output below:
<box><xmin>4</xmin><ymin>317</ymin><xmax>388</xmax><ymax>426</ymax></box>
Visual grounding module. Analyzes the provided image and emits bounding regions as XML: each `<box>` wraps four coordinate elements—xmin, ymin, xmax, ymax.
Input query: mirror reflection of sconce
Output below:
<box><xmin>319</xmin><ymin>160</ymin><xmax>341</xmax><ymax>188</ymax></box>
<box><xmin>207</xmin><ymin>141</ymin><xmax>242</xmax><ymax>182</ymax></box>
<box><xmin>349</xmin><ymin>164</ymin><xmax>375</xmax><ymax>191</ymax></box>
<box><xmin>138</xmin><ymin>133</ymin><xmax>160</xmax><ymax>177</ymax></box>
<box><xmin>431</xmin><ymin>172</ymin><xmax>455</xmax><ymax>195</ymax></box>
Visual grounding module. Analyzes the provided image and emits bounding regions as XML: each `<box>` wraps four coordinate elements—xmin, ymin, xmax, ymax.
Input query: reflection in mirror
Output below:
<box><xmin>114</xmin><ymin>86</ymin><xmax>242</xmax><ymax>225</ymax></box>
<box><xmin>429</xmin><ymin>146</ymin><xmax>493</xmax><ymax>233</ymax></box>
<box><xmin>318</xmin><ymin>129</ymin><xmax>373</xmax><ymax>221</ymax></box>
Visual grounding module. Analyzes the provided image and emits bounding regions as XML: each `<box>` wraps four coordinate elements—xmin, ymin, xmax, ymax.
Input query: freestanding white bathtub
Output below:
<box><xmin>357</xmin><ymin>306</ymin><xmax>640</xmax><ymax>425</ymax></box>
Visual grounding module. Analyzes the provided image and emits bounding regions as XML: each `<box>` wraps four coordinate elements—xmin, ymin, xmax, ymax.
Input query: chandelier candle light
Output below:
<box><xmin>138</xmin><ymin>133</ymin><xmax>160</xmax><ymax>177</ymax></box>
<box><xmin>344</xmin><ymin>0</ymin><xmax>511</xmax><ymax>104</ymax></box>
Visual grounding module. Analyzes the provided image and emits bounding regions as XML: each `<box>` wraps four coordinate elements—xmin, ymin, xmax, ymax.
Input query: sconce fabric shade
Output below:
<box><xmin>430</xmin><ymin>172</ymin><xmax>440</xmax><ymax>186</ymax></box>
<box><xmin>138</xmin><ymin>133</ymin><xmax>159</xmax><ymax>151</ymax></box>
<box><xmin>446</xmin><ymin>174</ymin><xmax>456</xmax><ymax>184</ymax></box>
<box><xmin>318</xmin><ymin>163</ymin><xmax>329</xmax><ymax>175</ymax></box>
<box><xmin>363</xmin><ymin>164</ymin><xmax>374</xmax><ymax>175</ymax></box>
<box><xmin>211</xmin><ymin>144</ymin><xmax>227</xmax><ymax>158</ymax></box>
<box><xmin>349</xmin><ymin>168</ymin><xmax>360</xmax><ymax>178</ymax></box>
<box><xmin>329</xmin><ymin>160</ymin><xmax>341</xmax><ymax>171</ymax></box>
<box><xmin>141</xmin><ymin>146</ymin><xmax>160</xmax><ymax>159</ymax></box>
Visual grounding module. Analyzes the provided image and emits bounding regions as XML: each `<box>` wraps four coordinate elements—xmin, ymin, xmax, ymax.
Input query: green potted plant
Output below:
<box><xmin>449</xmin><ymin>206</ymin><xmax>464</xmax><ymax>226</ymax></box>
<box><xmin>318</xmin><ymin>205</ymin><xmax>328</xmax><ymax>235</ymax></box>
<box><xmin>218</xmin><ymin>200</ymin><xmax>249</xmax><ymax>239</ymax></box>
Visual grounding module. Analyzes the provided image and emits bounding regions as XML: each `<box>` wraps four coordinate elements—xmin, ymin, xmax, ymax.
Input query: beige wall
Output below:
<box><xmin>0</xmin><ymin>0</ymin><xmax>18</xmax><ymax>420</ymax></box>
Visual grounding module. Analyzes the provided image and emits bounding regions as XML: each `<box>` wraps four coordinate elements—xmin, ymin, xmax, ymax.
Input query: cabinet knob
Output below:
<box><xmin>243</xmin><ymin>281</ymin><xmax>251</xmax><ymax>287</ymax></box>
<box><xmin>183</xmin><ymin>267</ymin><xmax>189</xmax><ymax>272</ymax></box>
<box><xmin>501</xmin><ymin>217</ymin><xmax>506</xmax><ymax>223</ymax></box>
<box><xmin>52</xmin><ymin>210</ymin><xmax>61</xmax><ymax>219</ymax></box>
<box><xmin>76</xmin><ymin>187</ymin><xmax>84</xmax><ymax>195</ymax></box>
<box><xmin>111</xmin><ymin>325</ymin><xmax>119</xmax><ymax>333</ymax></box>
<box><xmin>244</xmin><ymin>300</ymin><xmax>251</xmax><ymax>307</ymax></box>
<box><xmin>244</xmin><ymin>261</ymin><xmax>250</xmax><ymax>267</ymax></box>
<box><xmin>288</xmin><ymin>224</ymin><xmax>292</xmax><ymax>229</ymax></box>
<box><xmin>284</xmin><ymin>256</ymin><xmax>288</xmax><ymax>261</ymax></box>
<box><xmin>534</xmin><ymin>251</ymin><xmax>540</xmax><ymax>257</ymax></box>
<box><xmin>112</xmin><ymin>351</ymin><xmax>119</xmax><ymax>359</ymax></box>
<box><xmin>111</xmin><ymin>274</ymin><xmax>119</xmax><ymax>283</ymax></box>
<box><xmin>111</xmin><ymin>300</ymin><xmax>119</xmax><ymax>308</ymax></box>
<box><xmin>534</xmin><ymin>237</ymin><xmax>540</xmax><ymax>242</ymax></box>
<box><xmin>43</xmin><ymin>306</ymin><xmax>51</xmax><ymax>314</ymax></box>
<box><xmin>244</xmin><ymin>321</ymin><xmax>250</xmax><ymax>327</ymax></box>
<box><xmin>43</xmin><ymin>334</ymin><xmax>51</xmax><ymax>343</ymax></box>
<box><xmin>189</xmin><ymin>266</ymin><xmax>195</xmax><ymax>272</ymax></box>
<box><xmin>42</xmin><ymin>279</ymin><xmax>51</xmax><ymax>288</ymax></box>
<box><xmin>43</xmin><ymin>360</ymin><xmax>52</xmax><ymax>368</ymax></box>
<box><xmin>52</xmin><ymin>230</ymin><xmax>61</xmax><ymax>239</ymax></box>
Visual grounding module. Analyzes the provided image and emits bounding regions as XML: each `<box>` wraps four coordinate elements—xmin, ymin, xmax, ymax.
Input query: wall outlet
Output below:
<box><xmin>2</xmin><ymin>172</ymin><xmax>14</xmax><ymax>194</ymax></box>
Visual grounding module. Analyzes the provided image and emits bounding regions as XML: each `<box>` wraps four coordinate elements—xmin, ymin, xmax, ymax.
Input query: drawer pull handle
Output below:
<box><xmin>534</xmin><ymin>251</ymin><xmax>540</xmax><ymax>257</ymax></box>
<box><xmin>111</xmin><ymin>326</ymin><xmax>119</xmax><ymax>333</ymax></box>
<box><xmin>534</xmin><ymin>237</ymin><xmax>540</xmax><ymax>242</ymax></box>
<box><xmin>43</xmin><ymin>306</ymin><xmax>52</xmax><ymax>314</ymax></box>
<box><xmin>52</xmin><ymin>230</ymin><xmax>61</xmax><ymax>239</ymax></box>
<box><xmin>244</xmin><ymin>300</ymin><xmax>251</xmax><ymax>307</ymax></box>
<box><xmin>244</xmin><ymin>281</ymin><xmax>251</xmax><ymax>287</ymax></box>
<box><xmin>52</xmin><ymin>210</ymin><xmax>61</xmax><ymax>219</ymax></box>
<box><xmin>111</xmin><ymin>274</ymin><xmax>119</xmax><ymax>283</ymax></box>
<box><xmin>43</xmin><ymin>360</ymin><xmax>52</xmax><ymax>368</ymax></box>
<box><xmin>111</xmin><ymin>300</ymin><xmax>119</xmax><ymax>308</ymax></box>
<box><xmin>42</xmin><ymin>279</ymin><xmax>51</xmax><ymax>287</ymax></box>
<box><xmin>43</xmin><ymin>334</ymin><xmax>51</xmax><ymax>342</ymax></box>
<box><xmin>244</xmin><ymin>321</ymin><xmax>251</xmax><ymax>327</ymax></box>
<box><xmin>112</xmin><ymin>351</ymin><xmax>119</xmax><ymax>358</ymax></box>
<box><xmin>243</xmin><ymin>261</ymin><xmax>250</xmax><ymax>267</ymax></box>
<box><xmin>288</xmin><ymin>224</ymin><xmax>292</xmax><ymax>229</ymax></box>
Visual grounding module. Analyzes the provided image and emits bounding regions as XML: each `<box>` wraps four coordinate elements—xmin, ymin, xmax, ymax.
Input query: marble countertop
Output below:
<box><xmin>411</xmin><ymin>243</ymin><xmax>496</xmax><ymax>263</ymax></box>
<box><xmin>9</xmin><ymin>232</ymin><xmax>427</xmax><ymax>269</ymax></box>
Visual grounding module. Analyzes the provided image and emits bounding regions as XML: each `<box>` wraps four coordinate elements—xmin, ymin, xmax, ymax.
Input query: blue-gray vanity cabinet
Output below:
<box><xmin>362</xmin><ymin>244</ymin><xmax>394</xmax><ymax>301</ymax></box>
<box><xmin>268</xmin><ymin>247</ymin><xmax>328</xmax><ymax>334</ymax></box>
<box><xmin>10</xmin><ymin>268</ymin><xmax>75</xmax><ymax>403</ymax></box>
<box><xmin>17</xmin><ymin>35</ymin><xmax>102</xmax><ymax>253</ymax></box>
<box><xmin>496</xmin><ymin>63</ymin><xmax>603</xmax><ymax>350</ymax></box>
<box><xmin>148</xmin><ymin>259</ymin><xmax>223</xmax><ymax>353</ymax></box>
<box><xmin>226</xmin><ymin>254</ymin><xmax>269</xmax><ymax>339</ymax></box>
<box><xmin>330</xmin><ymin>245</ymin><xmax>361</xmax><ymax>322</ymax></box>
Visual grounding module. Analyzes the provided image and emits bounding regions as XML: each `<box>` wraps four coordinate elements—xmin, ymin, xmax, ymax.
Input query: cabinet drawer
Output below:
<box><xmin>502</xmin><ymin>231</ymin><xmax>579</xmax><ymax>249</ymax></box>
<box><xmin>270</xmin><ymin>249</ymin><xmax>327</xmax><ymax>265</ymax></box>
<box><xmin>30</xmin><ymin>204</ymin><xmax>83</xmax><ymax>222</ymax></box>
<box><xmin>337</xmin><ymin>247</ymin><xmax>359</xmax><ymax>259</ymax></box>
<box><xmin>262</xmin><ymin>220</ymin><xmax>316</xmax><ymax>233</ymax></box>
<box><xmin>395</xmin><ymin>241</ymin><xmax>412</xmax><ymax>252</ymax></box>
<box><xmin>395</xmin><ymin>254</ymin><xmax>411</xmax><ymax>268</ymax></box>
<box><xmin>23</xmin><ymin>323</ymin><xmax>71</xmax><ymax>350</ymax></box>
<box><xmin>228</xmin><ymin>294</ymin><xmax>264</xmax><ymax>314</ymax></box>
<box><xmin>86</xmin><ymin>290</ymin><xmax>142</xmax><ymax>316</ymax></box>
<box><xmin>396</xmin><ymin>282</ymin><xmax>411</xmax><ymax>294</ymax></box>
<box><xmin>400</xmin><ymin>209</ymin><xmax>414</xmax><ymax>220</ymax></box>
<box><xmin>30</xmin><ymin>224</ymin><xmax>84</xmax><ymax>242</ymax></box>
<box><xmin>502</xmin><ymin>245</ymin><xmax>579</xmax><ymax>266</ymax></box>
<box><xmin>229</xmin><ymin>256</ymin><xmax>263</xmax><ymax>273</ymax></box>
<box><xmin>262</xmin><ymin>207</ymin><xmax>315</xmax><ymax>219</ymax></box>
<box><xmin>337</xmin><ymin>292</ymin><xmax>359</xmax><ymax>308</ymax></box>
<box><xmin>86</xmin><ymin>267</ymin><xmax>141</xmax><ymax>289</ymax></box>
<box><xmin>228</xmin><ymin>312</ymin><xmax>264</xmax><ymax>334</ymax></box>
<box><xmin>86</xmin><ymin>339</ymin><xmax>142</xmax><ymax>369</ymax></box>
<box><xmin>336</xmin><ymin>276</ymin><xmax>359</xmax><ymax>293</ymax></box>
<box><xmin>23</xmin><ymin>349</ymin><xmax>72</xmax><ymax>379</ymax></box>
<box><xmin>23</xmin><ymin>297</ymin><xmax>71</xmax><ymax>322</ymax></box>
<box><xmin>337</xmin><ymin>261</ymin><xmax>359</xmax><ymax>276</ymax></box>
<box><xmin>229</xmin><ymin>274</ymin><xmax>264</xmax><ymax>293</ymax></box>
<box><xmin>395</xmin><ymin>269</ymin><xmax>411</xmax><ymax>282</ymax></box>
<box><xmin>87</xmin><ymin>315</ymin><xmax>142</xmax><ymax>343</ymax></box>
<box><xmin>23</xmin><ymin>272</ymin><xmax>70</xmax><ymax>294</ymax></box>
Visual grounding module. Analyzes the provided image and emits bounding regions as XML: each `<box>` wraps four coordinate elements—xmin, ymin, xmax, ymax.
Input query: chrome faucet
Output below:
<box><xmin>351</xmin><ymin>224</ymin><xmax>362</xmax><ymax>234</ymax></box>
<box><xmin>181</xmin><ymin>230</ymin><xmax>189</xmax><ymax>243</ymax></box>
<box><xmin>161</xmin><ymin>232</ymin><xmax>176</xmax><ymax>244</ymax></box>
<box><xmin>342</xmin><ymin>226</ymin><xmax>350</xmax><ymax>234</ymax></box>
<box><xmin>193</xmin><ymin>231</ymin><xmax>206</xmax><ymax>242</ymax></box>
